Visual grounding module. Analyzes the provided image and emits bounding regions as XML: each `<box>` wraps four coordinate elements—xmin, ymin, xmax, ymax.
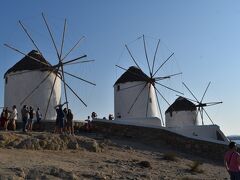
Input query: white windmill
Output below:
<box><xmin>4</xmin><ymin>13</ymin><xmax>96</xmax><ymax>121</ymax></box>
<box><xmin>114</xmin><ymin>35</ymin><xmax>183</xmax><ymax>126</ymax></box>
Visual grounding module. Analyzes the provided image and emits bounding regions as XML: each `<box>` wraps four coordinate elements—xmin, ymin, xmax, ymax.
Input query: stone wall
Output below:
<box><xmin>15</xmin><ymin>121</ymin><xmax>85</xmax><ymax>132</ymax></box>
<box><xmin>93</xmin><ymin>121</ymin><xmax>229</xmax><ymax>161</ymax></box>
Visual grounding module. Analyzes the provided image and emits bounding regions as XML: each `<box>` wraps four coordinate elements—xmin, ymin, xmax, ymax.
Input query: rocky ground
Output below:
<box><xmin>0</xmin><ymin>131</ymin><xmax>229</xmax><ymax>179</ymax></box>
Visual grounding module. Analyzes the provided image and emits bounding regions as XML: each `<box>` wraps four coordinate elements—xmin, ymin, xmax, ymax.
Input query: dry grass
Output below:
<box><xmin>180</xmin><ymin>177</ymin><xmax>191</xmax><ymax>180</ymax></box>
<box><xmin>162</xmin><ymin>152</ymin><xmax>178</xmax><ymax>161</ymax></box>
<box><xmin>188</xmin><ymin>161</ymin><xmax>204</xmax><ymax>173</ymax></box>
<box><xmin>181</xmin><ymin>177</ymin><xmax>199</xmax><ymax>180</ymax></box>
<box><xmin>138</xmin><ymin>160</ymin><xmax>151</xmax><ymax>168</ymax></box>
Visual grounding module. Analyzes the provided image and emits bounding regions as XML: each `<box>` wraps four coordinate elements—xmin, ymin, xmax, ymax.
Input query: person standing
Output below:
<box><xmin>224</xmin><ymin>141</ymin><xmax>240</xmax><ymax>179</ymax></box>
<box><xmin>0</xmin><ymin>109</ymin><xmax>5</xmax><ymax>128</ymax></box>
<box><xmin>21</xmin><ymin>105</ymin><xmax>28</xmax><ymax>132</ymax></box>
<box><xmin>63</xmin><ymin>108</ymin><xmax>68</xmax><ymax>132</ymax></box>
<box><xmin>26</xmin><ymin>106</ymin><xmax>34</xmax><ymax>131</ymax></box>
<box><xmin>67</xmin><ymin>109</ymin><xmax>74</xmax><ymax>135</ymax></box>
<box><xmin>55</xmin><ymin>105</ymin><xmax>65</xmax><ymax>134</ymax></box>
<box><xmin>54</xmin><ymin>108</ymin><xmax>59</xmax><ymax>133</ymax></box>
<box><xmin>3</xmin><ymin>107</ymin><xmax>10</xmax><ymax>131</ymax></box>
<box><xmin>36</xmin><ymin>107</ymin><xmax>42</xmax><ymax>124</ymax></box>
<box><xmin>9</xmin><ymin>105</ymin><xmax>18</xmax><ymax>131</ymax></box>
<box><xmin>36</xmin><ymin>107</ymin><xmax>42</xmax><ymax>130</ymax></box>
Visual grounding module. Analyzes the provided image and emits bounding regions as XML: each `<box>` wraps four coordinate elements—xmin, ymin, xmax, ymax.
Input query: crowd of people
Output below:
<box><xmin>1</xmin><ymin>105</ymin><xmax>115</xmax><ymax>133</ymax></box>
<box><xmin>20</xmin><ymin>105</ymin><xmax>42</xmax><ymax>132</ymax></box>
<box><xmin>0</xmin><ymin>103</ymin><xmax>75</xmax><ymax>134</ymax></box>
<box><xmin>0</xmin><ymin>103</ymin><xmax>75</xmax><ymax>135</ymax></box>
<box><xmin>0</xmin><ymin>105</ymin><xmax>42</xmax><ymax>131</ymax></box>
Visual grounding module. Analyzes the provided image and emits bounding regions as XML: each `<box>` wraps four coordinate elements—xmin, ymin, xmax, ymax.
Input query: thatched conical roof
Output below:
<box><xmin>5</xmin><ymin>50</ymin><xmax>52</xmax><ymax>77</ymax></box>
<box><xmin>114</xmin><ymin>66</ymin><xmax>149</xmax><ymax>85</ymax></box>
<box><xmin>165</xmin><ymin>97</ymin><xmax>196</xmax><ymax>113</ymax></box>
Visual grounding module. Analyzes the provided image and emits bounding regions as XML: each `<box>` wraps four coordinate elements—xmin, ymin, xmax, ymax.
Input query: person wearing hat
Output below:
<box><xmin>224</xmin><ymin>141</ymin><xmax>240</xmax><ymax>179</ymax></box>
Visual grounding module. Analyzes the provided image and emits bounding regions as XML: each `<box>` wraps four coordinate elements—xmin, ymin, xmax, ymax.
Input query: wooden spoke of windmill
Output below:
<box><xmin>182</xmin><ymin>82</ymin><xmax>222</xmax><ymax>125</ymax></box>
<box><xmin>115</xmin><ymin>35</ymin><xmax>183</xmax><ymax>125</ymax></box>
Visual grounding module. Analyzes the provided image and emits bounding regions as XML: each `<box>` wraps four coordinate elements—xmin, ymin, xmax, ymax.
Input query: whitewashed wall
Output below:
<box><xmin>4</xmin><ymin>70</ymin><xmax>61</xmax><ymax>121</ymax></box>
<box><xmin>114</xmin><ymin>81</ymin><xmax>160</xmax><ymax>121</ymax></box>
<box><xmin>101</xmin><ymin>117</ymin><xmax>162</xmax><ymax>127</ymax></box>
<box><xmin>165</xmin><ymin>111</ymin><xmax>198</xmax><ymax>127</ymax></box>
<box><xmin>166</xmin><ymin>124</ymin><xmax>228</xmax><ymax>143</ymax></box>
<box><xmin>94</xmin><ymin>118</ymin><xmax>228</xmax><ymax>143</ymax></box>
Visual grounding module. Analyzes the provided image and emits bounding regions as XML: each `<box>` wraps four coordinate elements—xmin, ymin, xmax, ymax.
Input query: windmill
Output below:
<box><xmin>115</xmin><ymin>35</ymin><xmax>183</xmax><ymax>125</ymax></box>
<box><xmin>4</xmin><ymin>13</ymin><xmax>96</xmax><ymax>120</ymax></box>
<box><xmin>181</xmin><ymin>82</ymin><xmax>222</xmax><ymax>125</ymax></box>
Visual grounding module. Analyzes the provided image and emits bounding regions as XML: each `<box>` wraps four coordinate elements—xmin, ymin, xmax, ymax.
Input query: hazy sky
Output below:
<box><xmin>0</xmin><ymin>0</ymin><xmax>239</xmax><ymax>135</ymax></box>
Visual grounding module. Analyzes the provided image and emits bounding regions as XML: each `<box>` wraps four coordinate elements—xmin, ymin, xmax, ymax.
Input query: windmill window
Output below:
<box><xmin>117</xmin><ymin>85</ymin><xmax>120</xmax><ymax>91</ymax></box>
<box><xmin>149</xmin><ymin>97</ymin><xmax>152</xmax><ymax>103</ymax></box>
<box><xmin>5</xmin><ymin>77</ymin><xmax>8</xmax><ymax>84</ymax></box>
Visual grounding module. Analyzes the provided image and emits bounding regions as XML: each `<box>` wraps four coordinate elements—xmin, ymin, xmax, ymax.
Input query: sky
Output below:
<box><xmin>0</xmin><ymin>0</ymin><xmax>239</xmax><ymax>135</ymax></box>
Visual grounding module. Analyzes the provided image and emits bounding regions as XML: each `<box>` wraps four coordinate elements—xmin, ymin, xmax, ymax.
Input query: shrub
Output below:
<box><xmin>162</xmin><ymin>152</ymin><xmax>178</xmax><ymax>161</ymax></box>
<box><xmin>188</xmin><ymin>161</ymin><xmax>204</xmax><ymax>173</ymax></box>
<box><xmin>138</xmin><ymin>161</ymin><xmax>151</xmax><ymax>168</ymax></box>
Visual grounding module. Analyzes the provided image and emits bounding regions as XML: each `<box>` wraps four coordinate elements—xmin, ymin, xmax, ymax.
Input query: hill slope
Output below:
<box><xmin>0</xmin><ymin>131</ymin><xmax>229</xmax><ymax>179</ymax></box>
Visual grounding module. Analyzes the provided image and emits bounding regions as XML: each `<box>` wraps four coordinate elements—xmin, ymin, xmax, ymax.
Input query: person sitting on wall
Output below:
<box><xmin>224</xmin><ymin>141</ymin><xmax>240</xmax><ymax>179</ymax></box>
<box><xmin>117</xmin><ymin>113</ymin><xmax>121</xmax><ymax>119</ymax></box>
<box><xmin>91</xmin><ymin>112</ymin><xmax>97</xmax><ymax>120</ymax></box>
<box><xmin>108</xmin><ymin>114</ymin><xmax>114</xmax><ymax>120</ymax></box>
